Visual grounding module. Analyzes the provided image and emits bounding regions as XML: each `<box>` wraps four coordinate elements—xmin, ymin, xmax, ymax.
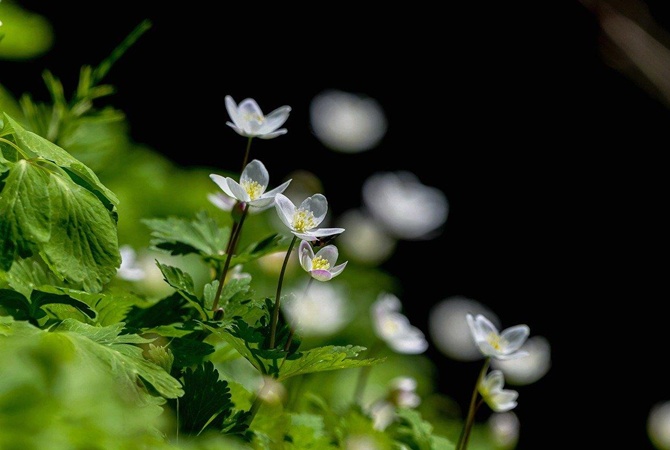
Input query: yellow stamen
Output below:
<box><xmin>487</xmin><ymin>332</ymin><xmax>505</xmax><ymax>351</ymax></box>
<box><xmin>242</xmin><ymin>180</ymin><xmax>263</xmax><ymax>200</ymax></box>
<box><xmin>311</xmin><ymin>256</ymin><xmax>330</xmax><ymax>270</ymax></box>
<box><xmin>292</xmin><ymin>208</ymin><xmax>317</xmax><ymax>232</ymax></box>
<box><xmin>244</xmin><ymin>112</ymin><xmax>264</xmax><ymax>124</ymax></box>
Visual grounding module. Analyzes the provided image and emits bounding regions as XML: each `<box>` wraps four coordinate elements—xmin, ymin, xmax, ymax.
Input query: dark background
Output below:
<box><xmin>2</xmin><ymin>1</ymin><xmax>668</xmax><ymax>448</ymax></box>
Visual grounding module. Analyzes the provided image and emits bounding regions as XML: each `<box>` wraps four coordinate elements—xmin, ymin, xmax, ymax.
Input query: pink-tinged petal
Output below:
<box><xmin>207</xmin><ymin>192</ymin><xmax>235</xmax><ymax>212</ymax></box>
<box><xmin>238</xmin><ymin>98</ymin><xmax>263</xmax><ymax>117</ymax></box>
<box><xmin>501</xmin><ymin>325</ymin><xmax>530</xmax><ymax>353</ymax></box>
<box><xmin>227</xmin><ymin>179</ymin><xmax>251</xmax><ymax>203</ymax></box>
<box><xmin>299</xmin><ymin>240</ymin><xmax>314</xmax><ymax>271</ymax></box>
<box><xmin>209</xmin><ymin>174</ymin><xmax>237</xmax><ymax>199</ymax></box>
<box><xmin>225</xmin><ymin>96</ymin><xmax>241</xmax><ymax>127</ymax></box>
<box><xmin>328</xmin><ymin>261</ymin><xmax>348</xmax><ymax>278</ymax></box>
<box><xmin>258</xmin><ymin>129</ymin><xmax>288</xmax><ymax>139</ymax></box>
<box><xmin>310</xmin><ymin>269</ymin><xmax>333</xmax><ymax>281</ymax></box>
<box><xmin>315</xmin><ymin>245</ymin><xmax>339</xmax><ymax>265</ymax></box>
<box><xmin>261</xmin><ymin>105</ymin><xmax>291</xmax><ymax>133</ymax></box>
<box><xmin>301</xmin><ymin>194</ymin><xmax>328</xmax><ymax>225</ymax></box>
<box><xmin>242</xmin><ymin>159</ymin><xmax>269</xmax><ymax>188</ymax></box>
<box><xmin>274</xmin><ymin>194</ymin><xmax>296</xmax><ymax>230</ymax></box>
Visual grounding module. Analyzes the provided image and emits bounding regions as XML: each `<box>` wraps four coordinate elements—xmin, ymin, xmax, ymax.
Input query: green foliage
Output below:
<box><xmin>387</xmin><ymin>408</ymin><xmax>455</xmax><ymax>450</ymax></box>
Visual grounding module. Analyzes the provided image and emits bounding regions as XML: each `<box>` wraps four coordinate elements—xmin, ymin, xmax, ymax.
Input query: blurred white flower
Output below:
<box><xmin>210</xmin><ymin>159</ymin><xmax>291</xmax><ymax>209</ymax></box>
<box><xmin>274</xmin><ymin>193</ymin><xmax>345</xmax><ymax>241</ymax></box>
<box><xmin>428</xmin><ymin>297</ymin><xmax>498</xmax><ymax>361</ymax></box>
<box><xmin>466</xmin><ymin>313</ymin><xmax>530</xmax><ymax>360</ymax></box>
<box><xmin>369</xmin><ymin>376</ymin><xmax>421</xmax><ymax>431</ymax></box>
<box><xmin>491</xmin><ymin>335</ymin><xmax>551</xmax><ymax>385</ymax></box>
<box><xmin>298</xmin><ymin>240</ymin><xmax>348</xmax><ymax>281</ymax></box>
<box><xmin>371</xmin><ymin>292</ymin><xmax>428</xmax><ymax>354</ymax></box>
<box><xmin>649</xmin><ymin>401</ymin><xmax>670</xmax><ymax>450</ymax></box>
<box><xmin>488</xmin><ymin>412</ymin><xmax>520</xmax><ymax>449</ymax></box>
<box><xmin>336</xmin><ymin>209</ymin><xmax>396</xmax><ymax>265</ymax></box>
<box><xmin>362</xmin><ymin>171</ymin><xmax>448</xmax><ymax>240</ymax></box>
<box><xmin>282</xmin><ymin>282</ymin><xmax>351</xmax><ymax>336</ymax></box>
<box><xmin>478</xmin><ymin>370</ymin><xmax>518</xmax><ymax>413</ymax></box>
<box><xmin>225</xmin><ymin>95</ymin><xmax>291</xmax><ymax>139</ymax></box>
<box><xmin>309</xmin><ymin>89</ymin><xmax>387</xmax><ymax>153</ymax></box>
<box><xmin>257</xmin><ymin>376</ymin><xmax>287</xmax><ymax>405</ymax></box>
<box><xmin>117</xmin><ymin>245</ymin><xmax>146</xmax><ymax>281</ymax></box>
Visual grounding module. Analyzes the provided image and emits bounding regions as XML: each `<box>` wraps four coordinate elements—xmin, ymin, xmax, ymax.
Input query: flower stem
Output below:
<box><xmin>456</xmin><ymin>358</ymin><xmax>490</xmax><ymax>450</ymax></box>
<box><xmin>211</xmin><ymin>203</ymin><xmax>249</xmax><ymax>312</ymax></box>
<box><xmin>269</xmin><ymin>235</ymin><xmax>298</xmax><ymax>348</ymax></box>
<box><xmin>241</xmin><ymin>137</ymin><xmax>253</xmax><ymax>174</ymax></box>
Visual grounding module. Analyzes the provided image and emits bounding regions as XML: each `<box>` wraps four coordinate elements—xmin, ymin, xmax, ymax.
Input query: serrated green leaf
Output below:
<box><xmin>3</xmin><ymin>114</ymin><xmax>118</xmax><ymax>206</ymax></box>
<box><xmin>387</xmin><ymin>408</ymin><xmax>455</xmax><ymax>450</ymax></box>
<box><xmin>278</xmin><ymin>345</ymin><xmax>385</xmax><ymax>381</ymax></box>
<box><xmin>157</xmin><ymin>261</ymin><xmax>196</xmax><ymax>296</ymax></box>
<box><xmin>177</xmin><ymin>360</ymin><xmax>233</xmax><ymax>435</ymax></box>
<box><xmin>53</xmin><ymin>318</ymin><xmax>184</xmax><ymax>399</ymax></box>
<box><xmin>143</xmin><ymin>211</ymin><xmax>230</xmax><ymax>258</ymax></box>
<box><xmin>0</xmin><ymin>258</ymin><xmax>63</xmax><ymax>298</ymax></box>
<box><xmin>31</xmin><ymin>289</ymin><xmax>96</xmax><ymax>320</ymax></box>
<box><xmin>169</xmin><ymin>336</ymin><xmax>215</xmax><ymax>369</ymax></box>
<box><xmin>39</xmin><ymin>170</ymin><xmax>120</xmax><ymax>292</ymax></box>
<box><xmin>0</xmin><ymin>159</ymin><xmax>51</xmax><ymax>270</ymax></box>
<box><xmin>229</xmin><ymin>233</ymin><xmax>285</xmax><ymax>266</ymax></box>
<box><xmin>124</xmin><ymin>293</ymin><xmax>192</xmax><ymax>330</ymax></box>
<box><xmin>287</xmin><ymin>413</ymin><xmax>337</xmax><ymax>449</ymax></box>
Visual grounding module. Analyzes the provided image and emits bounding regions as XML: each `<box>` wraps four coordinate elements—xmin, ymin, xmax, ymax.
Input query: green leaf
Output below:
<box><xmin>229</xmin><ymin>233</ymin><xmax>285</xmax><ymax>266</ymax></box>
<box><xmin>277</xmin><ymin>345</ymin><xmax>385</xmax><ymax>381</ymax></box>
<box><xmin>387</xmin><ymin>408</ymin><xmax>455</xmax><ymax>450</ymax></box>
<box><xmin>0</xmin><ymin>159</ymin><xmax>51</xmax><ymax>270</ymax></box>
<box><xmin>169</xmin><ymin>336</ymin><xmax>215</xmax><ymax>369</ymax></box>
<box><xmin>0</xmin><ymin>257</ymin><xmax>63</xmax><ymax>298</ymax></box>
<box><xmin>0</xmin><ymin>288</ymin><xmax>31</xmax><ymax>320</ymax></box>
<box><xmin>31</xmin><ymin>289</ymin><xmax>97</xmax><ymax>320</ymax></box>
<box><xmin>177</xmin><ymin>360</ymin><xmax>233</xmax><ymax>435</ymax></box>
<box><xmin>3</xmin><ymin>114</ymin><xmax>118</xmax><ymax>206</ymax></box>
<box><xmin>53</xmin><ymin>318</ymin><xmax>184</xmax><ymax>399</ymax></box>
<box><xmin>124</xmin><ymin>293</ymin><xmax>192</xmax><ymax>329</ymax></box>
<box><xmin>287</xmin><ymin>413</ymin><xmax>337</xmax><ymax>449</ymax></box>
<box><xmin>40</xmin><ymin>168</ymin><xmax>120</xmax><ymax>292</ymax></box>
<box><xmin>143</xmin><ymin>211</ymin><xmax>230</xmax><ymax>258</ymax></box>
<box><xmin>155</xmin><ymin>262</ymin><xmax>208</xmax><ymax>320</ymax></box>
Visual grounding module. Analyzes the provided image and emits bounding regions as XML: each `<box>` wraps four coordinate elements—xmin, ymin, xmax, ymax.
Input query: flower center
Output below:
<box><xmin>487</xmin><ymin>333</ymin><xmax>505</xmax><ymax>351</ymax></box>
<box><xmin>241</xmin><ymin>180</ymin><xmax>263</xmax><ymax>200</ymax></box>
<box><xmin>292</xmin><ymin>208</ymin><xmax>317</xmax><ymax>232</ymax></box>
<box><xmin>311</xmin><ymin>256</ymin><xmax>330</xmax><ymax>270</ymax></box>
<box><xmin>243</xmin><ymin>112</ymin><xmax>265</xmax><ymax>124</ymax></box>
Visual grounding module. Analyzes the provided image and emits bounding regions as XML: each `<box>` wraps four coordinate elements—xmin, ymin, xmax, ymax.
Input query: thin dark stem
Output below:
<box><xmin>241</xmin><ymin>137</ymin><xmax>253</xmax><ymax>173</ymax></box>
<box><xmin>269</xmin><ymin>235</ymin><xmax>298</xmax><ymax>348</ymax></box>
<box><xmin>211</xmin><ymin>204</ymin><xmax>249</xmax><ymax>312</ymax></box>
<box><xmin>456</xmin><ymin>358</ymin><xmax>490</xmax><ymax>450</ymax></box>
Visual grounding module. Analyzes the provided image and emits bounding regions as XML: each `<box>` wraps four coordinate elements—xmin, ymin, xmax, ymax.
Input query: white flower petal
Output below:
<box><xmin>242</xmin><ymin>159</ymin><xmax>269</xmax><ymax>188</ymax></box>
<box><xmin>310</xmin><ymin>269</ymin><xmax>333</xmax><ymax>281</ymax></box>
<box><xmin>301</xmin><ymin>194</ymin><xmax>328</xmax><ymax>225</ymax></box>
<box><xmin>227</xmin><ymin>179</ymin><xmax>251</xmax><ymax>203</ymax></box>
<box><xmin>306</xmin><ymin>228</ymin><xmax>345</xmax><ymax>238</ymax></box>
<box><xmin>238</xmin><ymin>98</ymin><xmax>263</xmax><ymax>117</ymax></box>
<box><xmin>261</xmin><ymin>105</ymin><xmax>291</xmax><ymax>133</ymax></box>
<box><xmin>261</xmin><ymin>180</ymin><xmax>292</xmax><ymax>200</ymax></box>
<box><xmin>315</xmin><ymin>245</ymin><xmax>339</xmax><ymax>265</ymax></box>
<box><xmin>258</xmin><ymin>129</ymin><xmax>288</xmax><ymax>139</ymax></box>
<box><xmin>500</xmin><ymin>325</ymin><xmax>531</xmax><ymax>353</ymax></box>
<box><xmin>328</xmin><ymin>262</ymin><xmax>348</xmax><ymax>278</ymax></box>
<box><xmin>210</xmin><ymin>174</ymin><xmax>237</xmax><ymax>199</ymax></box>
<box><xmin>274</xmin><ymin>194</ymin><xmax>296</xmax><ymax>230</ymax></box>
<box><xmin>225</xmin><ymin>96</ymin><xmax>242</xmax><ymax>128</ymax></box>
<box><xmin>299</xmin><ymin>240</ymin><xmax>314</xmax><ymax>271</ymax></box>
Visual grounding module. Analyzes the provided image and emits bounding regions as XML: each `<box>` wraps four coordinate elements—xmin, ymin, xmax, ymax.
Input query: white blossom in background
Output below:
<box><xmin>117</xmin><ymin>245</ymin><xmax>146</xmax><ymax>281</ymax></box>
<box><xmin>649</xmin><ymin>401</ymin><xmax>670</xmax><ymax>450</ymax></box>
<box><xmin>428</xmin><ymin>296</ymin><xmax>498</xmax><ymax>361</ymax></box>
<box><xmin>282</xmin><ymin>282</ymin><xmax>351</xmax><ymax>337</ymax></box>
<box><xmin>224</xmin><ymin>95</ymin><xmax>291</xmax><ymax>139</ymax></box>
<box><xmin>336</xmin><ymin>209</ymin><xmax>396</xmax><ymax>265</ymax></box>
<box><xmin>491</xmin><ymin>335</ymin><xmax>551</xmax><ymax>385</ymax></box>
<box><xmin>362</xmin><ymin>171</ymin><xmax>448</xmax><ymax>240</ymax></box>
<box><xmin>309</xmin><ymin>89</ymin><xmax>387</xmax><ymax>153</ymax></box>
<box><xmin>370</xmin><ymin>376</ymin><xmax>421</xmax><ymax>431</ymax></box>
<box><xmin>466</xmin><ymin>313</ymin><xmax>530</xmax><ymax>360</ymax></box>
<box><xmin>478</xmin><ymin>370</ymin><xmax>519</xmax><ymax>413</ymax></box>
<box><xmin>371</xmin><ymin>292</ymin><xmax>428</xmax><ymax>354</ymax></box>
<box><xmin>488</xmin><ymin>412</ymin><xmax>520</xmax><ymax>449</ymax></box>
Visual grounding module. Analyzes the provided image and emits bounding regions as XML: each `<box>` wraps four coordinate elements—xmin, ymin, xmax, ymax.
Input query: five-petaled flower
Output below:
<box><xmin>225</xmin><ymin>95</ymin><xmax>291</xmax><ymax>139</ymax></box>
<box><xmin>298</xmin><ymin>240</ymin><xmax>348</xmax><ymax>281</ymax></box>
<box><xmin>210</xmin><ymin>159</ymin><xmax>291</xmax><ymax>209</ymax></box>
<box><xmin>274</xmin><ymin>193</ymin><xmax>345</xmax><ymax>241</ymax></box>
<box><xmin>478</xmin><ymin>369</ymin><xmax>519</xmax><ymax>413</ymax></box>
<box><xmin>466</xmin><ymin>313</ymin><xmax>529</xmax><ymax>360</ymax></box>
<box><xmin>371</xmin><ymin>292</ymin><xmax>428</xmax><ymax>354</ymax></box>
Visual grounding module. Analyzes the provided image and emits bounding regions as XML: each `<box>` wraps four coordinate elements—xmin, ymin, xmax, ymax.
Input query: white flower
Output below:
<box><xmin>274</xmin><ymin>193</ymin><xmax>345</xmax><ymax>241</ymax></box>
<box><xmin>491</xmin><ymin>335</ymin><xmax>551</xmax><ymax>385</ymax></box>
<box><xmin>209</xmin><ymin>159</ymin><xmax>291</xmax><ymax>209</ymax></box>
<box><xmin>478</xmin><ymin>370</ymin><xmax>518</xmax><ymax>413</ymax></box>
<box><xmin>371</xmin><ymin>292</ymin><xmax>428</xmax><ymax>354</ymax></box>
<box><xmin>362</xmin><ymin>171</ymin><xmax>448</xmax><ymax>240</ymax></box>
<box><xmin>117</xmin><ymin>245</ymin><xmax>146</xmax><ymax>281</ymax></box>
<box><xmin>282</xmin><ymin>282</ymin><xmax>351</xmax><ymax>336</ymax></box>
<box><xmin>225</xmin><ymin>95</ymin><xmax>291</xmax><ymax>139</ymax></box>
<box><xmin>298</xmin><ymin>240</ymin><xmax>348</xmax><ymax>281</ymax></box>
<box><xmin>370</xmin><ymin>376</ymin><xmax>421</xmax><ymax>431</ymax></box>
<box><xmin>309</xmin><ymin>89</ymin><xmax>387</xmax><ymax>153</ymax></box>
<box><xmin>207</xmin><ymin>192</ymin><xmax>272</xmax><ymax>214</ymax></box>
<box><xmin>466</xmin><ymin>313</ymin><xmax>530</xmax><ymax>360</ymax></box>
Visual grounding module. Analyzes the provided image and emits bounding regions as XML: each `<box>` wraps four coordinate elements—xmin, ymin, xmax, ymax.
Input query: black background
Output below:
<box><xmin>2</xmin><ymin>1</ymin><xmax>668</xmax><ymax>448</ymax></box>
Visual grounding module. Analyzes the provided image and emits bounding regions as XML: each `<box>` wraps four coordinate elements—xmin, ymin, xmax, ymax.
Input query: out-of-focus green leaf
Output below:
<box><xmin>387</xmin><ymin>408</ymin><xmax>454</xmax><ymax>450</ymax></box>
<box><xmin>0</xmin><ymin>84</ymin><xmax>24</xmax><ymax>120</ymax></box>
<box><xmin>169</xmin><ymin>336</ymin><xmax>215</xmax><ymax>369</ymax></box>
<box><xmin>124</xmin><ymin>293</ymin><xmax>192</xmax><ymax>329</ymax></box>
<box><xmin>0</xmin><ymin>2</ymin><xmax>53</xmax><ymax>60</ymax></box>
<box><xmin>53</xmin><ymin>318</ymin><xmax>184</xmax><ymax>399</ymax></box>
<box><xmin>286</xmin><ymin>413</ymin><xmax>337</xmax><ymax>449</ymax></box>
<box><xmin>143</xmin><ymin>211</ymin><xmax>230</xmax><ymax>258</ymax></box>
<box><xmin>277</xmin><ymin>345</ymin><xmax>384</xmax><ymax>381</ymax></box>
